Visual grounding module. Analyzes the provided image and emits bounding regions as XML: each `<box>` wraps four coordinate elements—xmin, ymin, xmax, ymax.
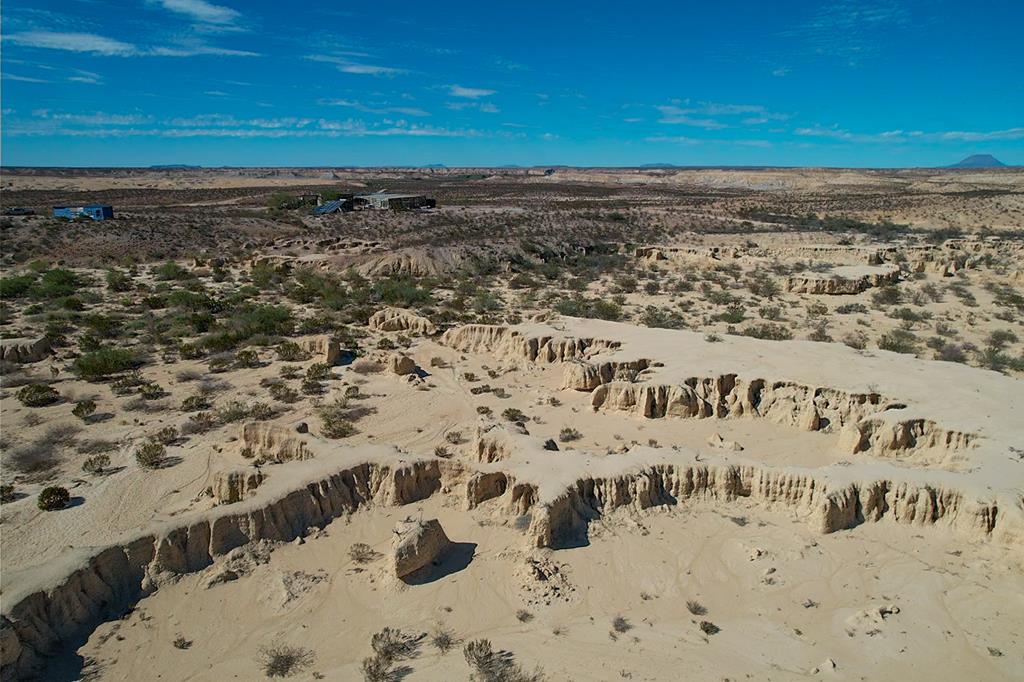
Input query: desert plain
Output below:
<box><xmin>1</xmin><ymin>165</ymin><xmax>1023</xmax><ymax>681</ymax></box>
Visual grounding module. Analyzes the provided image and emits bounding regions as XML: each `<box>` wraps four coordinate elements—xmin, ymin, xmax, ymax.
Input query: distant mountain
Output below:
<box><xmin>149</xmin><ymin>164</ymin><xmax>201</xmax><ymax>169</ymax></box>
<box><xmin>423</xmin><ymin>163</ymin><xmax>447</xmax><ymax>168</ymax></box>
<box><xmin>948</xmin><ymin>154</ymin><xmax>1005</xmax><ymax>168</ymax></box>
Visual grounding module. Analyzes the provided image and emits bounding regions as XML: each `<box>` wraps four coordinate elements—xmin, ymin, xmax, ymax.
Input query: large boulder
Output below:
<box><xmin>392</xmin><ymin>518</ymin><xmax>451</xmax><ymax>579</ymax></box>
<box><xmin>368</xmin><ymin>307</ymin><xmax>437</xmax><ymax>335</ymax></box>
<box><xmin>0</xmin><ymin>337</ymin><xmax>51</xmax><ymax>364</ymax></box>
<box><xmin>387</xmin><ymin>354</ymin><xmax>417</xmax><ymax>376</ymax></box>
<box><xmin>298</xmin><ymin>335</ymin><xmax>341</xmax><ymax>365</ymax></box>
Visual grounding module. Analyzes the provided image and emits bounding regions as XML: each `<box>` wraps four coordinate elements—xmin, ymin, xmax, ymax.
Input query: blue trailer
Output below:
<box><xmin>53</xmin><ymin>204</ymin><xmax>114</xmax><ymax>220</ymax></box>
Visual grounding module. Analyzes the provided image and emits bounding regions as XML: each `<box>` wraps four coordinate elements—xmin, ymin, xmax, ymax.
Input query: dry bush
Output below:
<box><xmin>257</xmin><ymin>645</ymin><xmax>315</xmax><ymax>678</ymax></box>
<box><xmin>351</xmin><ymin>359</ymin><xmax>383</xmax><ymax>375</ymax></box>
<box><xmin>349</xmin><ymin>543</ymin><xmax>380</xmax><ymax>564</ymax></box>
<box><xmin>686</xmin><ymin>600</ymin><xmax>706</xmax><ymax>616</ymax></box>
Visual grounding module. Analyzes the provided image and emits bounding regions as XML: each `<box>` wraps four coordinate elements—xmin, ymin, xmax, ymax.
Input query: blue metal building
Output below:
<box><xmin>53</xmin><ymin>205</ymin><xmax>114</xmax><ymax>220</ymax></box>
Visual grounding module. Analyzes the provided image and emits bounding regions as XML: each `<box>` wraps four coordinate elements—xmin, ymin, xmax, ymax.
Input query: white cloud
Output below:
<box><xmin>448</xmin><ymin>85</ymin><xmax>496</xmax><ymax>99</ymax></box>
<box><xmin>645</xmin><ymin>135</ymin><xmax>701</xmax><ymax>144</ymax></box>
<box><xmin>320</xmin><ymin>99</ymin><xmax>429</xmax><ymax>117</ymax></box>
<box><xmin>305</xmin><ymin>54</ymin><xmax>405</xmax><ymax>76</ymax></box>
<box><xmin>656</xmin><ymin>106</ymin><xmax>726</xmax><ymax>129</ymax></box>
<box><xmin>4</xmin><ymin>31</ymin><xmax>136</xmax><ymax>56</ymax></box>
<box><xmin>795</xmin><ymin>125</ymin><xmax>1024</xmax><ymax>143</ymax></box>
<box><xmin>3</xmin><ymin>30</ymin><xmax>257</xmax><ymax>57</ymax></box>
<box><xmin>2</xmin><ymin>73</ymin><xmax>50</xmax><ymax>83</ymax></box>
<box><xmin>153</xmin><ymin>0</ymin><xmax>240</xmax><ymax>26</ymax></box>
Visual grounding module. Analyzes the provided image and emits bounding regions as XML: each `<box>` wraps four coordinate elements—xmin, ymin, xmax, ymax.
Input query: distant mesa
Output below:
<box><xmin>948</xmin><ymin>154</ymin><xmax>1006</xmax><ymax>168</ymax></box>
<box><xmin>149</xmin><ymin>164</ymin><xmax>202</xmax><ymax>169</ymax></box>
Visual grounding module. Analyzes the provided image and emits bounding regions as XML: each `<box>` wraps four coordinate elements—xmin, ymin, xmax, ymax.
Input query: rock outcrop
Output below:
<box><xmin>387</xmin><ymin>354</ymin><xmax>417</xmax><ymax>376</ymax></box>
<box><xmin>0</xmin><ymin>337</ymin><xmax>51</xmax><ymax>364</ymax></box>
<box><xmin>0</xmin><ymin>454</ymin><xmax>450</xmax><ymax>680</ymax></box>
<box><xmin>786</xmin><ymin>265</ymin><xmax>899</xmax><ymax>294</ymax></box>
<box><xmin>209</xmin><ymin>468</ymin><xmax>265</xmax><ymax>505</ymax></box>
<box><xmin>368</xmin><ymin>307</ymin><xmax>437</xmax><ymax>335</ymax></box>
<box><xmin>392</xmin><ymin>518</ymin><xmax>452</xmax><ymax>579</ymax></box>
<box><xmin>298</xmin><ymin>335</ymin><xmax>341</xmax><ymax>366</ymax></box>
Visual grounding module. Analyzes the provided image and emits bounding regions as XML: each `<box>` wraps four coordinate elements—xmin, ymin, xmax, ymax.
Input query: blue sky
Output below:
<box><xmin>2</xmin><ymin>0</ymin><xmax>1022</xmax><ymax>167</ymax></box>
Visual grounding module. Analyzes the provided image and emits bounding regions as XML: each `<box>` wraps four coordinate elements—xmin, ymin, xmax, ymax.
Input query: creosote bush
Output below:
<box><xmin>74</xmin><ymin>347</ymin><xmax>137</xmax><ymax>380</ymax></box>
<box><xmin>17</xmin><ymin>384</ymin><xmax>60</xmax><ymax>407</ymax></box>
<box><xmin>72</xmin><ymin>399</ymin><xmax>97</xmax><ymax>421</ymax></box>
<box><xmin>136</xmin><ymin>441</ymin><xmax>166</xmax><ymax>468</ymax></box>
<box><xmin>37</xmin><ymin>486</ymin><xmax>70</xmax><ymax>511</ymax></box>
<box><xmin>82</xmin><ymin>454</ymin><xmax>110</xmax><ymax>475</ymax></box>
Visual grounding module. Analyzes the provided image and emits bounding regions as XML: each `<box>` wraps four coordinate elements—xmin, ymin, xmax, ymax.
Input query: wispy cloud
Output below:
<box><xmin>320</xmin><ymin>99</ymin><xmax>429</xmax><ymax>117</ymax></box>
<box><xmin>2</xmin><ymin>73</ymin><xmax>51</xmax><ymax>83</ymax></box>
<box><xmin>304</xmin><ymin>54</ymin><xmax>406</xmax><ymax>76</ymax></box>
<box><xmin>645</xmin><ymin>135</ymin><xmax>701</xmax><ymax>144</ymax></box>
<box><xmin>657</xmin><ymin>101</ymin><xmax>788</xmax><ymax>129</ymax></box>
<box><xmin>6</xmin><ymin>109</ymin><xmax>480</xmax><ymax>139</ymax></box>
<box><xmin>779</xmin><ymin>1</ymin><xmax>909</xmax><ymax>61</ymax></box>
<box><xmin>151</xmin><ymin>0</ymin><xmax>240</xmax><ymax>27</ymax></box>
<box><xmin>3</xmin><ymin>30</ymin><xmax>257</xmax><ymax>57</ymax></box>
<box><xmin>448</xmin><ymin>85</ymin><xmax>496</xmax><ymax>99</ymax></box>
<box><xmin>4</xmin><ymin>31</ymin><xmax>136</xmax><ymax>56</ymax></box>
<box><xmin>447</xmin><ymin>101</ymin><xmax>500</xmax><ymax>114</ymax></box>
<box><xmin>795</xmin><ymin>125</ymin><xmax>1024</xmax><ymax>143</ymax></box>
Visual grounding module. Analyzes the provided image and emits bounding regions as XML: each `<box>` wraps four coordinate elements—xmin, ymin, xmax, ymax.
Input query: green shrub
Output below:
<box><xmin>234</xmin><ymin>349</ymin><xmax>260</xmax><ymax>368</ymax></box>
<box><xmin>151</xmin><ymin>426</ymin><xmax>178</xmax><ymax>445</ymax></box>
<box><xmin>135</xmin><ymin>441</ymin><xmax>166</xmax><ymax>468</ymax></box>
<box><xmin>181</xmin><ymin>394</ymin><xmax>211</xmax><ymax>412</ymax></box>
<box><xmin>742</xmin><ymin>323</ymin><xmax>792</xmax><ymax>341</ymax></box>
<box><xmin>276</xmin><ymin>341</ymin><xmax>309</xmax><ymax>361</ymax></box>
<box><xmin>0</xmin><ymin>274</ymin><xmax>36</xmax><ymax>298</ymax></box>
<box><xmin>37</xmin><ymin>486</ymin><xmax>70</xmax><ymax>511</ymax></box>
<box><xmin>82</xmin><ymin>454</ymin><xmax>110</xmax><ymax>475</ymax></box>
<box><xmin>17</xmin><ymin>384</ymin><xmax>60</xmax><ymax>407</ymax></box>
<box><xmin>317</xmin><ymin>397</ymin><xmax>355</xmax><ymax>439</ymax></box>
<box><xmin>74</xmin><ymin>348</ymin><xmax>137</xmax><ymax>380</ymax></box>
<box><xmin>72</xmin><ymin>399</ymin><xmax>97</xmax><ymax>421</ymax></box>
<box><xmin>152</xmin><ymin>261</ymin><xmax>191</xmax><ymax>281</ymax></box>
<box><xmin>878</xmin><ymin>329</ymin><xmax>919</xmax><ymax>354</ymax></box>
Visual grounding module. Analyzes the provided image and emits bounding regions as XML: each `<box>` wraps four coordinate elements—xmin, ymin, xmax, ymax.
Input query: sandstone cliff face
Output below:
<box><xmin>0</xmin><ymin>337</ymin><xmax>51</xmax><ymax>364</ymax></box>
<box><xmin>518</xmin><ymin>463</ymin><xmax>1014</xmax><ymax>550</ymax></box>
<box><xmin>441</xmin><ymin>324</ymin><xmax>620</xmax><ymax>364</ymax></box>
<box><xmin>368</xmin><ymin>307</ymin><xmax>437</xmax><ymax>335</ymax></box>
<box><xmin>241</xmin><ymin>422</ymin><xmax>313</xmax><ymax>462</ymax></box>
<box><xmin>209</xmin><ymin>468</ymin><xmax>265</xmax><ymax>505</ymax></box>
<box><xmin>0</xmin><ymin>457</ymin><xmax>448</xmax><ymax>680</ymax></box>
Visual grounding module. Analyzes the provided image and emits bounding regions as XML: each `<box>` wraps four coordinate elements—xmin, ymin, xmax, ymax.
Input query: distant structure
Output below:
<box><xmin>313</xmin><ymin>190</ymin><xmax>435</xmax><ymax>215</ymax></box>
<box><xmin>52</xmin><ymin>204</ymin><xmax>114</xmax><ymax>220</ymax></box>
<box><xmin>3</xmin><ymin>207</ymin><xmax>35</xmax><ymax>216</ymax></box>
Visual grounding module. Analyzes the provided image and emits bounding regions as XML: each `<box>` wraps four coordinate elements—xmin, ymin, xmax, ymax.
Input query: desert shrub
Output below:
<box><xmin>639</xmin><ymin>306</ymin><xmax>684</xmax><ymax>329</ymax></box>
<box><xmin>301</xmin><ymin>376</ymin><xmax>323</xmax><ymax>395</ymax></box>
<box><xmin>987</xmin><ymin>329</ymin><xmax>1019</xmax><ymax>350</ymax></box>
<box><xmin>351</xmin><ymin>359</ymin><xmax>383</xmax><ymax>374</ymax></box>
<box><xmin>74</xmin><ymin>348</ymin><xmax>137</xmax><ymax>380</ymax></box>
<box><xmin>72</xmin><ymin>399</ymin><xmax>97</xmax><ymax>421</ymax></box>
<box><xmin>135</xmin><ymin>441</ymin><xmax>166</xmax><ymax>468</ymax></box>
<box><xmin>699</xmin><ymin>621</ymin><xmax>720</xmax><ymax>636</ymax></box>
<box><xmin>612</xmin><ymin>616</ymin><xmax>632</xmax><ymax>633</ymax></box>
<box><xmin>842</xmin><ymin>331</ymin><xmax>868</xmax><ymax>350</ymax></box>
<box><xmin>434</xmin><ymin>445</ymin><xmax>452</xmax><ymax>458</ymax></box>
<box><xmin>216</xmin><ymin>401</ymin><xmax>251</xmax><ymax>423</ymax></box>
<box><xmin>151</xmin><ymin>426</ymin><xmax>179</xmax><ymax>445</ymax></box>
<box><xmin>836</xmin><ymin>302</ymin><xmax>869</xmax><ymax>315</ymax></box>
<box><xmin>37</xmin><ymin>486</ymin><xmax>70</xmax><ymax>511</ymax></box>
<box><xmin>361</xmin><ymin>656</ymin><xmax>390</xmax><ymax>682</ymax></box>
<box><xmin>349</xmin><ymin>543</ymin><xmax>380</xmax><ymax>564</ymax></box>
<box><xmin>516</xmin><ymin>609</ymin><xmax>534</xmax><ymax>623</ymax></box>
<box><xmin>234</xmin><ymin>349</ymin><xmax>260</xmax><ymax>368</ymax></box>
<box><xmin>184</xmin><ymin>411</ymin><xmax>217</xmax><ymax>434</ymax></box>
<box><xmin>269</xmin><ymin>383</ymin><xmax>300</xmax><ymax>403</ymax></box>
<box><xmin>306</xmin><ymin>362</ymin><xmax>333</xmax><ymax>381</ymax></box>
<box><xmin>181</xmin><ymin>394</ymin><xmax>211</xmax><ymax>412</ymax></box>
<box><xmin>502</xmin><ymin>407</ymin><xmax>526</xmax><ymax>422</ymax></box>
<box><xmin>558</xmin><ymin>427</ymin><xmax>581</xmax><ymax>442</ymax></box>
<box><xmin>317</xmin><ymin>397</ymin><xmax>355</xmax><ymax>438</ymax></box>
<box><xmin>742</xmin><ymin>323</ymin><xmax>792</xmax><ymax>341</ymax></box>
<box><xmin>33</xmin><ymin>268</ymin><xmax>82</xmax><ymax>299</ymax></box>
<box><xmin>445</xmin><ymin>430</ymin><xmax>464</xmax><ymax>444</ymax></box>
<box><xmin>878</xmin><ymin>329</ymin><xmax>918</xmax><ymax>354</ymax></box>
<box><xmin>105</xmin><ymin>268</ymin><xmax>134</xmax><ymax>292</ymax></box>
<box><xmin>257</xmin><ymin>645</ymin><xmax>315</xmax><ymax>678</ymax></box>
<box><xmin>936</xmin><ymin>343</ymin><xmax>969</xmax><ymax>363</ymax></box>
<box><xmin>173</xmin><ymin>636</ymin><xmax>193</xmax><ymax>650</ymax></box>
<box><xmin>153</xmin><ymin>261</ymin><xmax>191</xmax><ymax>281</ymax></box>
<box><xmin>370</xmin><ymin>627</ymin><xmax>418</xmax><ymax>664</ymax></box>
<box><xmin>746</xmin><ymin>274</ymin><xmax>780</xmax><ymax>299</ymax></box>
<box><xmin>82</xmin><ymin>454</ymin><xmax>111</xmax><ymax>475</ymax></box>
<box><xmin>276</xmin><ymin>341</ymin><xmax>309</xmax><ymax>361</ymax></box>
<box><xmin>717</xmin><ymin>305</ymin><xmax>746</xmax><ymax>324</ymax></box>
<box><xmin>431</xmin><ymin>626</ymin><xmax>457</xmax><ymax>653</ymax></box>
<box><xmin>0</xmin><ymin>273</ymin><xmax>36</xmax><ymax>298</ymax></box>
<box><xmin>1</xmin><ymin>484</ymin><xmax>17</xmax><ymax>504</ymax></box>
<box><xmin>249</xmin><ymin>402</ymin><xmax>274</xmax><ymax>420</ymax></box>
<box><xmin>139</xmin><ymin>382</ymin><xmax>166</xmax><ymax>400</ymax></box>
<box><xmin>686</xmin><ymin>600</ymin><xmax>707</xmax><ymax>615</ymax></box>
<box><xmin>17</xmin><ymin>384</ymin><xmax>60</xmax><ymax>407</ymax></box>
<box><xmin>871</xmin><ymin>286</ymin><xmax>901</xmax><ymax>306</ymax></box>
